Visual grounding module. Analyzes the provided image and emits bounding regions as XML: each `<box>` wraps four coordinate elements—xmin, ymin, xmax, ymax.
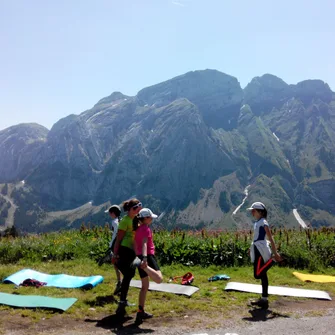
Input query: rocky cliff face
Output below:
<box><xmin>0</xmin><ymin>70</ymin><xmax>334</xmax><ymax>232</ymax></box>
<box><xmin>0</xmin><ymin>123</ymin><xmax>48</xmax><ymax>182</ymax></box>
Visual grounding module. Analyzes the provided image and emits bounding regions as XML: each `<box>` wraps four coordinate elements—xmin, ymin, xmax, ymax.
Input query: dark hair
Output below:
<box><xmin>133</xmin><ymin>215</ymin><xmax>140</xmax><ymax>231</ymax></box>
<box><xmin>122</xmin><ymin>198</ymin><xmax>140</xmax><ymax>212</ymax></box>
<box><xmin>256</xmin><ymin>208</ymin><xmax>268</xmax><ymax>219</ymax></box>
<box><xmin>109</xmin><ymin>205</ymin><xmax>121</xmax><ymax>218</ymax></box>
<box><xmin>132</xmin><ymin>215</ymin><xmax>146</xmax><ymax>231</ymax></box>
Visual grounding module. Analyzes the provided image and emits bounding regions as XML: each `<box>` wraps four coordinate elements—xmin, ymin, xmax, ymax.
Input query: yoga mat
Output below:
<box><xmin>225</xmin><ymin>282</ymin><xmax>331</xmax><ymax>300</ymax></box>
<box><xmin>0</xmin><ymin>292</ymin><xmax>77</xmax><ymax>311</ymax></box>
<box><xmin>293</xmin><ymin>272</ymin><xmax>335</xmax><ymax>283</ymax></box>
<box><xmin>3</xmin><ymin>269</ymin><xmax>103</xmax><ymax>289</ymax></box>
<box><xmin>130</xmin><ymin>280</ymin><xmax>199</xmax><ymax>297</ymax></box>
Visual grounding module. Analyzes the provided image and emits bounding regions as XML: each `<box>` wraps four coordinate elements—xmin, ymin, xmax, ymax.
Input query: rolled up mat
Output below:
<box><xmin>3</xmin><ymin>269</ymin><xmax>103</xmax><ymax>289</ymax></box>
<box><xmin>0</xmin><ymin>292</ymin><xmax>77</xmax><ymax>311</ymax></box>
<box><xmin>208</xmin><ymin>274</ymin><xmax>230</xmax><ymax>282</ymax></box>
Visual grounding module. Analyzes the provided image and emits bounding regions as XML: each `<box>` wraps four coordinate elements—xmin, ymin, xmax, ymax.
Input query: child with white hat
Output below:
<box><xmin>247</xmin><ymin>202</ymin><xmax>282</xmax><ymax>309</ymax></box>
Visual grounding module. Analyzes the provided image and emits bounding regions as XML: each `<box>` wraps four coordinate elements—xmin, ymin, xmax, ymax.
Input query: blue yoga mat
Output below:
<box><xmin>3</xmin><ymin>269</ymin><xmax>103</xmax><ymax>289</ymax></box>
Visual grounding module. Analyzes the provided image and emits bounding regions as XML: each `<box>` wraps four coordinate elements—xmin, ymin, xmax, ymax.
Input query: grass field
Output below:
<box><xmin>1</xmin><ymin>227</ymin><xmax>335</xmax><ymax>329</ymax></box>
<box><xmin>1</xmin><ymin>259</ymin><xmax>335</xmax><ymax>325</ymax></box>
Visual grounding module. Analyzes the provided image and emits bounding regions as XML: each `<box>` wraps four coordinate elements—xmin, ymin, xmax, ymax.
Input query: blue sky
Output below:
<box><xmin>0</xmin><ymin>0</ymin><xmax>334</xmax><ymax>130</ymax></box>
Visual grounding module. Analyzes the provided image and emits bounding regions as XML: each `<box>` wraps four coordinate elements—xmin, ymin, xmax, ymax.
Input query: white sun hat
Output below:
<box><xmin>247</xmin><ymin>202</ymin><xmax>266</xmax><ymax>211</ymax></box>
<box><xmin>138</xmin><ymin>208</ymin><xmax>158</xmax><ymax>219</ymax></box>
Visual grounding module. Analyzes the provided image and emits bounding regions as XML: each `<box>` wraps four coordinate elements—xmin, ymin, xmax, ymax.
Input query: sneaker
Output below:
<box><xmin>250</xmin><ymin>298</ymin><xmax>269</xmax><ymax>309</ymax></box>
<box><xmin>113</xmin><ymin>281</ymin><xmax>122</xmax><ymax>295</ymax></box>
<box><xmin>131</xmin><ymin>256</ymin><xmax>142</xmax><ymax>269</ymax></box>
<box><xmin>135</xmin><ymin>311</ymin><xmax>153</xmax><ymax>325</ymax></box>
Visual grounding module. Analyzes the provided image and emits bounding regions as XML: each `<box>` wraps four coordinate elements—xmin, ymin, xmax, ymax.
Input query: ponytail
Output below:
<box><xmin>256</xmin><ymin>208</ymin><xmax>268</xmax><ymax>219</ymax></box>
<box><xmin>122</xmin><ymin>198</ymin><xmax>140</xmax><ymax>212</ymax></box>
<box><xmin>108</xmin><ymin>205</ymin><xmax>121</xmax><ymax>217</ymax></box>
<box><xmin>122</xmin><ymin>201</ymin><xmax>130</xmax><ymax>212</ymax></box>
<box><xmin>133</xmin><ymin>215</ymin><xmax>140</xmax><ymax>231</ymax></box>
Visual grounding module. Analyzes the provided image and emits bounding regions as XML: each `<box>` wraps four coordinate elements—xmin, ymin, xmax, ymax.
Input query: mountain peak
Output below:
<box><xmin>137</xmin><ymin>69</ymin><xmax>243</xmax><ymax>130</ymax></box>
<box><xmin>297</xmin><ymin>79</ymin><xmax>330</xmax><ymax>88</ymax></box>
<box><xmin>0</xmin><ymin>123</ymin><xmax>49</xmax><ymax>134</ymax></box>
<box><xmin>244</xmin><ymin>74</ymin><xmax>290</xmax><ymax>114</ymax></box>
<box><xmin>248</xmin><ymin>74</ymin><xmax>288</xmax><ymax>89</ymax></box>
<box><xmin>138</xmin><ymin>69</ymin><xmax>240</xmax><ymax>103</ymax></box>
<box><xmin>95</xmin><ymin>92</ymin><xmax>130</xmax><ymax>106</ymax></box>
<box><xmin>293</xmin><ymin>80</ymin><xmax>332</xmax><ymax>104</ymax></box>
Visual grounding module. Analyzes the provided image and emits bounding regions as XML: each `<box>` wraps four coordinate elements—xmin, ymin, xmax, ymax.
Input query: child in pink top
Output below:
<box><xmin>135</xmin><ymin>222</ymin><xmax>155</xmax><ymax>256</ymax></box>
<box><xmin>133</xmin><ymin>208</ymin><xmax>163</xmax><ymax>325</ymax></box>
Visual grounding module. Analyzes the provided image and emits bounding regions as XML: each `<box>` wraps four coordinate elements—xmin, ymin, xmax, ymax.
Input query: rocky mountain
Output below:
<box><xmin>0</xmin><ymin>123</ymin><xmax>48</xmax><ymax>182</ymax></box>
<box><xmin>0</xmin><ymin>69</ymin><xmax>334</xmax><ymax>232</ymax></box>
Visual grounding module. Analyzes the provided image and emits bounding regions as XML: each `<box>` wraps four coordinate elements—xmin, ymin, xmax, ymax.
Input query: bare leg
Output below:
<box><xmin>139</xmin><ymin>276</ymin><xmax>149</xmax><ymax>309</ymax></box>
<box><xmin>142</xmin><ymin>266</ymin><xmax>163</xmax><ymax>284</ymax></box>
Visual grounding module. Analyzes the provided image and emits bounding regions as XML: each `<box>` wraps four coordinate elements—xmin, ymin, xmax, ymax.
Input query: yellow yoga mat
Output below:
<box><xmin>293</xmin><ymin>272</ymin><xmax>335</xmax><ymax>283</ymax></box>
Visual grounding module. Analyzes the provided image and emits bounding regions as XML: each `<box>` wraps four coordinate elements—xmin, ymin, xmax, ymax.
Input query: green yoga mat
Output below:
<box><xmin>0</xmin><ymin>292</ymin><xmax>77</xmax><ymax>311</ymax></box>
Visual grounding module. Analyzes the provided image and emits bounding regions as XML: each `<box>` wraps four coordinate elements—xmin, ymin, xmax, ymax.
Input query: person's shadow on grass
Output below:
<box><xmin>243</xmin><ymin>308</ymin><xmax>290</xmax><ymax>322</ymax></box>
<box><xmin>85</xmin><ymin>314</ymin><xmax>155</xmax><ymax>334</ymax></box>
<box><xmin>111</xmin><ymin>322</ymin><xmax>155</xmax><ymax>334</ymax></box>
<box><xmin>84</xmin><ymin>294</ymin><xmax>118</xmax><ymax>307</ymax></box>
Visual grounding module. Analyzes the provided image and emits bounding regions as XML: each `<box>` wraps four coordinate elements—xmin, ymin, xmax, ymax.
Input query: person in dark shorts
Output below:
<box><xmin>104</xmin><ymin>205</ymin><xmax>122</xmax><ymax>295</ymax></box>
<box><xmin>247</xmin><ymin>202</ymin><xmax>282</xmax><ymax>309</ymax></box>
<box><xmin>112</xmin><ymin>198</ymin><xmax>143</xmax><ymax>316</ymax></box>
<box><xmin>134</xmin><ymin>208</ymin><xmax>163</xmax><ymax>325</ymax></box>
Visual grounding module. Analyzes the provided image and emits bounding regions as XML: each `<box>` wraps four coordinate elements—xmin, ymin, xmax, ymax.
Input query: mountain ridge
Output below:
<box><xmin>1</xmin><ymin>69</ymin><xmax>334</xmax><ymax>232</ymax></box>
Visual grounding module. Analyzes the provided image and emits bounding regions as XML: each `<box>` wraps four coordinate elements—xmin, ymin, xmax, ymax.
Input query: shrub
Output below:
<box><xmin>1</xmin><ymin>227</ymin><xmax>335</xmax><ymax>272</ymax></box>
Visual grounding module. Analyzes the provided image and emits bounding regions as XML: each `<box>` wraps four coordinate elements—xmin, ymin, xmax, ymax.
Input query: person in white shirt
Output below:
<box><xmin>247</xmin><ymin>202</ymin><xmax>282</xmax><ymax>310</ymax></box>
<box><xmin>105</xmin><ymin>205</ymin><xmax>122</xmax><ymax>295</ymax></box>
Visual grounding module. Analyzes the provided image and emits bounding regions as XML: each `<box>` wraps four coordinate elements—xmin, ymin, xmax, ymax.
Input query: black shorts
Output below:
<box><xmin>117</xmin><ymin>246</ymin><xmax>136</xmax><ymax>277</ymax></box>
<box><xmin>138</xmin><ymin>255</ymin><xmax>160</xmax><ymax>279</ymax></box>
<box><xmin>110</xmin><ymin>239</ymin><xmax>116</xmax><ymax>252</ymax></box>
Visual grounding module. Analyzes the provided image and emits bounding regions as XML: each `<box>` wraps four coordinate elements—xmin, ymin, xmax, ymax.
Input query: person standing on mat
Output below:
<box><xmin>105</xmin><ymin>204</ymin><xmax>122</xmax><ymax>295</ymax></box>
<box><xmin>112</xmin><ymin>198</ymin><xmax>143</xmax><ymax>316</ymax></box>
<box><xmin>133</xmin><ymin>208</ymin><xmax>163</xmax><ymax>325</ymax></box>
<box><xmin>247</xmin><ymin>202</ymin><xmax>282</xmax><ymax>309</ymax></box>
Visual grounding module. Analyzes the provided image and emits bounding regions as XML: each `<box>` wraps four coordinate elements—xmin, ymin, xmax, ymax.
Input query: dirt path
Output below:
<box><xmin>1</xmin><ymin>299</ymin><xmax>334</xmax><ymax>335</ymax></box>
<box><xmin>3</xmin><ymin>313</ymin><xmax>335</xmax><ymax>335</ymax></box>
<box><xmin>188</xmin><ymin>313</ymin><xmax>335</xmax><ymax>335</ymax></box>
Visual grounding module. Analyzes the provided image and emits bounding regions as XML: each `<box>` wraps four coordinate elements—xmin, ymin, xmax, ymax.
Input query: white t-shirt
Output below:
<box><xmin>253</xmin><ymin>218</ymin><xmax>269</xmax><ymax>242</ymax></box>
<box><xmin>109</xmin><ymin>218</ymin><xmax>119</xmax><ymax>247</ymax></box>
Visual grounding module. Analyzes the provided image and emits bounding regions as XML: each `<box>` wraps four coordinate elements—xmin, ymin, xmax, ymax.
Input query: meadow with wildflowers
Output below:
<box><xmin>1</xmin><ymin>224</ymin><xmax>335</xmax><ymax>271</ymax></box>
